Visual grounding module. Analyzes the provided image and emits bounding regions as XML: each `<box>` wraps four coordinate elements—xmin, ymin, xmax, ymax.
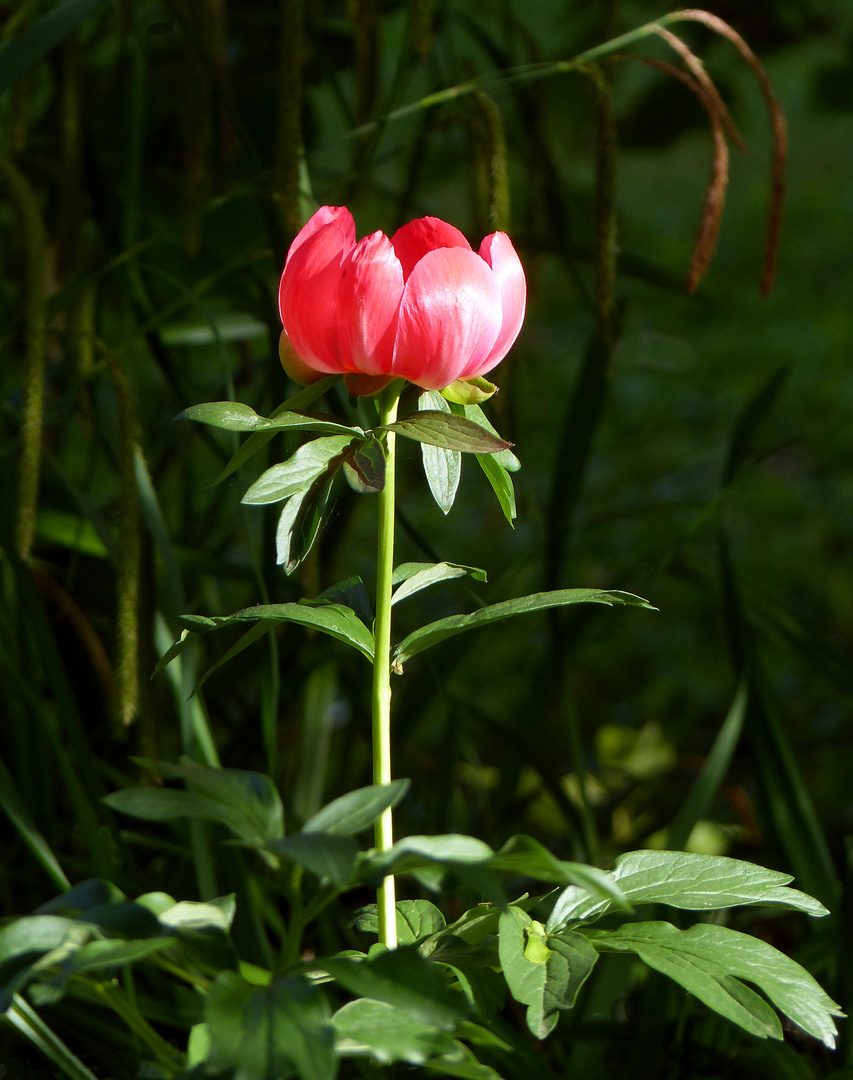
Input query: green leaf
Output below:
<box><xmin>391</xmin><ymin>562</ymin><xmax>487</xmax><ymax>606</ymax></box>
<box><xmin>455</xmin><ymin>404</ymin><xmax>521</xmax><ymax>472</ymax></box>
<box><xmin>364</xmin><ymin>835</ymin><xmax>495</xmax><ymax>878</ymax></box>
<box><xmin>334</xmin><ymin>998</ymin><xmax>457</xmax><ymax>1064</ymax></box>
<box><xmin>418</xmin><ymin>392</ymin><xmax>462</xmax><ymax>513</ymax></box>
<box><xmin>104</xmin><ymin>761</ymin><xmax>283</xmax><ymax>844</ymax></box>
<box><xmin>386</xmin><ymin>411</ymin><xmax>511</xmax><ymax>453</ymax></box>
<box><xmin>666</xmin><ymin>678</ymin><xmax>748</xmax><ymax>850</ymax></box>
<box><xmin>171</xmin><ymin>602</ymin><xmax>375</xmax><ymax>664</ymax></box>
<box><xmin>352</xmin><ymin>899</ymin><xmax>446</xmax><ymax>944</ymax></box>
<box><xmin>205</xmin><ymin>972</ymin><xmax>336</xmax><ymax>1080</ymax></box>
<box><xmin>0</xmin><ymin>0</ymin><xmax>114</xmax><ymax>95</ymax></box>
<box><xmin>181</xmin><ymin>400</ymin><xmax>362</xmax><ymax>437</ymax></box>
<box><xmin>440</xmin><ymin>377</ymin><xmax>498</xmax><ymax>405</ymax></box>
<box><xmin>241</xmin><ymin>436</ymin><xmax>355</xmax><ymax>505</ymax></box>
<box><xmin>37</xmin><ymin>938</ymin><xmax>174</xmax><ymax>1000</ymax></box>
<box><xmin>546</xmin><ymin>850</ymin><xmax>829</xmax><ymax>932</ymax></box>
<box><xmin>0</xmin><ymin>917</ymin><xmax>87</xmax><ymax>1011</ymax></box>
<box><xmin>392</xmin><ymin>589</ymin><xmax>655</xmax><ymax>670</ymax></box>
<box><xmin>323</xmin><ymin>947</ymin><xmax>468</xmax><ymax>1031</ymax></box>
<box><xmin>476</xmin><ymin>452</ymin><xmax>517</xmax><ymax>525</ymax></box>
<box><xmin>267</xmin><ymin>834</ymin><xmax>358</xmax><ymax>887</ymax></box>
<box><xmin>275</xmin><ymin>475</ymin><xmax>335</xmax><ymax>574</ymax></box>
<box><xmin>490</xmin><ymin>836</ymin><xmax>629</xmax><ymax>909</ymax></box>
<box><xmin>585</xmin><ymin>922</ymin><xmax>844</xmax><ymax>1048</ymax></box>
<box><xmin>0</xmin><ymin>753</ymin><xmax>70</xmax><ymax>892</ymax></box>
<box><xmin>303</xmin><ymin>779</ymin><xmax>410</xmax><ymax>836</ymax></box>
<box><xmin>343</xmin><ymin>435</ymin><xmax>386</xmax><ymax>494</ymax></box>
<box><xmin>498</xmin><ymin>908</ymin><xmax>598</xmax><ymax>1039</ymax></box>
<box><xmin>214</xmin><ymin>376</ymin><xmax>341</xmax><ymax>483</ymax></box>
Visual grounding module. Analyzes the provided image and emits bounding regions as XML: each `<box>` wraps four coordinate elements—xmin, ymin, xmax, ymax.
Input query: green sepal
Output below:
<box><xmin>440</xmin><ymin>377</ymin><xmax>498</xmax><ymax>405</ymax></box>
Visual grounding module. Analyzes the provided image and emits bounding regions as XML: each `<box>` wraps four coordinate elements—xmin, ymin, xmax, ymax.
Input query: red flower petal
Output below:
<box><xmin>278</xmin><ymin>210</ymin><xmax>356</xmax><ymax>372</ymax></box>
<box><xmin>390</xmin><ymin>216</ymin><xmax>471</xmax><ymax>280</ymax></box>
<box><xmin>468</xmin><ymin>232</ymin><xmax>527</xmax><ymax>377</ymax></box>
<box><xmin>392</xmin><ymin>247</ymin><xmax>502</xmax><ymax>390</ymax></box>
<box><xmin>285</xmin><ymin>206</ymin><xmax>355</xmax><ymax>268</ymax></box>
<box><xmin>336</xmin><ymin>231</ymin><xmax>405</xmax><ymax>375</ymax></box>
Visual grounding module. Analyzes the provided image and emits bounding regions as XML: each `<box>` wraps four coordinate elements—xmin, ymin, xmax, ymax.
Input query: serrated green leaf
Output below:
<box><xmin>343</xmin><ymin>436</ymin><xmax>386</xmax><ymax>494</ymax></box>
<box><xmin>391</xmin><ymin>562</ymin><xmax>486</xmax><ymax>607</ymax></box>
<box><xmin>181</xmin><ymin>400</ymin><xmax>362</xmax><ymax>437</ymax></box>
<box><xmin>418</xmin><ymin>392</ymin><xmax>462</xmax><ymax>513</ymax></box>
<box><xmin>585</xmin><ymin>922</ymin><xmax>844</xmax><ymax>1048</ymax></box>
<box><xmin>392</xmin><ymin>589</ymin><xmax>655</xmax><ymax>670</ymax></box>
<box><xmin>303</xmin><ymin>779</ymin><xmax>409</xmax><ymax>836</ymax></box>
<box><xmin>323</xmin><ymin>947</ymin><xmax>468</xmax><ymax>1031</ymax></box>
<box><xmin>334</xmin><ymin>998</ymin><xmax>458</xmax><ymax>1065</ymax></box>
<box><xmin>241</xmin><ymin>436</ymin><xmax>354</xmax><ymax>505</ymax></box>
<box><xmin>206</xmin><ymin>973</ymin><xmax>336</xmax><ymax>1080</ymax></box>
<box><xmin>267</xmin><ymin>834</ymin><xmax>358</xmax><ymax>887</ymax></box>
<box><xmin>547</xmin><ymin>850</ymin><xmax>829</xmax><ymax>932</ymax></box>
<box><xmin>386</xmin><ymin>411</ymin><xmax>511</xmax><ymax>453</ymax></box>
<box><xmin>499</xmin><ymin>908</ymin><xmax>598</xmax><ymax>1039</ymax></box>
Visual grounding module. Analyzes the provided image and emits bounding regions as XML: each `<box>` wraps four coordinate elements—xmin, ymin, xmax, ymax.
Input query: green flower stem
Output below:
<box><xmin>373</xmin><ymin>382</ymin><xmax>403</xmax><ymax>948</ymax></box>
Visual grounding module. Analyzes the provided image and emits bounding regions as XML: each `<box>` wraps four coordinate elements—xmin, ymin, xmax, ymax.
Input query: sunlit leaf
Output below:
<box><xmin>181</xmin><ymin>400</ymin><xmax>362</xmax><ymax>437</ymax></box>
<box><xmin>547</xmin><ymin>850</ymin><xmax>829</xmax><ymax>932</ymax></box>
<box><xmin>391</xmin><ymin>562</ymin><xmax>486</xmax><ymax>606</ymax></box>
<box><xmin>499</xmin><ymin>907</ymin><xmax>598</xmax><ymax>1039</ymax></box>
<box><xmin>392</xmin><ymin>589</ymin><xmax>655</xmax><ymax>670</ymax></box>
<box><xmin>241</xmin><ymin>436</ymin><xmax>354</xmax><ymax>505</ymax></box>
<box><xmin>386</xmin><ymin>411</ymin><xmax>510</xmax><ymax>454</ymax></box>
<box><xmin>418</xmin><ymin>392</ymin><xmax>461</xmax><ymax>513</ymax></box>
<box><xmin>585</xmin><ymin>922</ymin><xmax>843</xmax><ymax>1048</ymax></box>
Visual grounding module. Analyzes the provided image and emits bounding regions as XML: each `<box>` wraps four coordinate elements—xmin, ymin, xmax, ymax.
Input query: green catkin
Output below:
<box><xmin>0</xmin><ymin>157</ymin><xmax>48</xmax><ymax>563</ymax></box>
<box><xmin>411</xmin><ymin>0</ymin><xmax>432</xmax><ymax>59</ymax></box>
<box><xmin>101</xmin><ymin>348</ymin><xmax>141</xmax><ymax>728</ymax></box>
<box><xmin>278</xmin><ymin>0</ymin><xmax>305</xmax><ymax>239</ymax></box>
<box><xmin>472</xmin><ymin>90</ymin><xmax>510</xmax><ymax>233</ymax></box>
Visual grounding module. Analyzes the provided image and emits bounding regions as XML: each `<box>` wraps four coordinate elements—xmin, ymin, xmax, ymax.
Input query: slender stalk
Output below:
<box><xmin>373</xmin><ymin>382</ymin><xmax>403</xmax><ymax>948</ymax></box>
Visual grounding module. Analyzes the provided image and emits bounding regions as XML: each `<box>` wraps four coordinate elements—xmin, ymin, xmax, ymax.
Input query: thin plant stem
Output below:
<box><xmin>373</xmin><ymin>381</ymin><xmax>403</xmax><ymax>948</ymax></box>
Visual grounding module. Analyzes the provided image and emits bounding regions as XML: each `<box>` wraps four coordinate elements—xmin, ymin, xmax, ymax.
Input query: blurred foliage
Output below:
<box><xmin>2</xmin><ymin>0</ymin><xmax>853</xmax><ymax>1075</ymax></box>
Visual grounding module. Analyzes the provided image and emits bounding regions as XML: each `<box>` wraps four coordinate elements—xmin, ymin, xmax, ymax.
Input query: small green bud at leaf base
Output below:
<box><xmin>441</xmin><ymin>376</ymin><xmax>498</xmax><ymax>405</ymax></box>
<box><xmin>524</xmin><ymin>921</ymin><xmax>552</xmax><ymax>964</ymax></box>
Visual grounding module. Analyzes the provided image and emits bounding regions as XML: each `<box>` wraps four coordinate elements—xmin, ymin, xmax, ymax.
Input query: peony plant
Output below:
<box><xmin>2</xmin><ymin>208</ymin><xmax>840</xmax><ymax>1080</ymax></box>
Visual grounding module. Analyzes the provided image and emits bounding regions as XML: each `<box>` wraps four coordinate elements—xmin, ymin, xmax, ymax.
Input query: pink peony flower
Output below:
<box><xmin>278</xmin><ymin>206</ymin><xmax>526</xmax><ymax>392</ymax></box>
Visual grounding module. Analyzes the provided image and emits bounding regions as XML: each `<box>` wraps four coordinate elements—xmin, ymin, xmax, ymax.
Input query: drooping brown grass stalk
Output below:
<box><xmin>670</xmin><ymin>9</ymin><xmax>787</xmax><ymax>294</ymax></box>
<box><xmin>650</xmin><ymin>27</ymin><xmax>744</xmax><ymax>293</ymax></box>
